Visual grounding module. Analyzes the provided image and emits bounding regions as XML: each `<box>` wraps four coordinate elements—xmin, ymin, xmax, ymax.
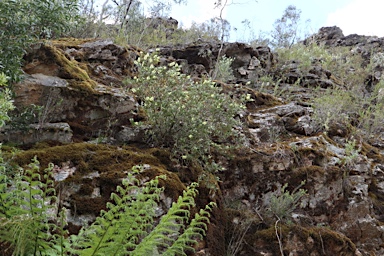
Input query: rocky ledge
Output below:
<box><xmin>3</xmin><ymin>26</ymin><xmax>384</xmax><ymax>255</ymax></box>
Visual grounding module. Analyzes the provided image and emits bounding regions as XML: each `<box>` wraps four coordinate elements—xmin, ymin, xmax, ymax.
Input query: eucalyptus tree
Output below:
<box><xmin>0</xmin><ymin>0</ymin><xmax>80</xmax><ymax>81</ymax></box>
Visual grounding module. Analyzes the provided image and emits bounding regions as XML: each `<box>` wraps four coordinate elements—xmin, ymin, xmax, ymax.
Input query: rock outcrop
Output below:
<box><xmin>2</xmin><ymin>39</ymin><xmax>139</xmax><ymax>144</ymax></box>
<box><xmin>156</xmin><ymin>41</ymin><xmax>275</xmax><ymax>82</ymax></box>
<box><xmin>4</xmin><ymin>27</ymin><xmax>384</xmax><ymax>255</ymax></box>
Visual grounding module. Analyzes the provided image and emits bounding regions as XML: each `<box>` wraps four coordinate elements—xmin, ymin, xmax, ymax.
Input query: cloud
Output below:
<box><xmin>326</xmin><ymin>0</ymin><xmax>384</xmax><ymax>37</ymax></box>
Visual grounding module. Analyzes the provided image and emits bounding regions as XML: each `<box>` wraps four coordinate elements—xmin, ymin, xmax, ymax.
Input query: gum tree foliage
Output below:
<box><xmin>74</xmin><ymin>0</ymin><xmax>186</xmax><ymax>38</ymax></box>
<box><xmin>0</xmin><ymin>0</ymin><xmax>80</xmax><ymax>81</ymax></box>
<box><xmin>74</xmin><ymin>0</ymin><xmax>234</xmax><ymax>48</ymax></box>
<box><xmin>270</xmin><ymin>5</ymin><xmax>304</xmax><ymax>49</ymax></box>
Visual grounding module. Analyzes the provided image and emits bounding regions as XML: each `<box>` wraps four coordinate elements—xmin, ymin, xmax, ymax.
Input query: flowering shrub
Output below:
<box><xmin>213</xmin><ymin>55</ymin><xmax>235</xmax><ymax>82</ymax></box>
<box><xmin>128</xmin><ymin>52</ymin><xmax>245</xmax><ymax>172</ymax></box>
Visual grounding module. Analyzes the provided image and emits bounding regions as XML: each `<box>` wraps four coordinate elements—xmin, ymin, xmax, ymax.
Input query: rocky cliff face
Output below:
<box><xmin>3</xmin><ymin>27</ymin><xmax>384</xmax><ymax>255</ymax></box>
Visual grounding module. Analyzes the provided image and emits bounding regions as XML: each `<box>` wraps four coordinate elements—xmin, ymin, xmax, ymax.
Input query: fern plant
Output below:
<box><xmin>0</xmin><ymin>162</ymin><xmax>215</xmax><ymax>256</ymax></box>
<box><xmin>71</xmin><ymin>167</ymin><xmax>216</xmax><ymax>256</ymax></box>
<box><xmin>0</xmin><ymin>157</ymin><xmax>65</xmax><ymax>256</ymax></box>
<box><xmin>268</xmin><ymin>181</ymin><xmax>307</xmax><ymax>222</ymax></box>
<box><xmin>133</xmin><ymin>182</ymin><xmax>215</xmax><ymax>256</ymax></box>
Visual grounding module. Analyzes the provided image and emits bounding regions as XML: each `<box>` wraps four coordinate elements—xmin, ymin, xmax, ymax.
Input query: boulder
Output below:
<box><xmin>305</xmin><ymin>26</ymin><xmax>344</xmax><ymax>46</ymax></box>
<box><xmin>11</xmin><ymin>39</ymin><xmax>139</xmax><ymax>143</ymax></box>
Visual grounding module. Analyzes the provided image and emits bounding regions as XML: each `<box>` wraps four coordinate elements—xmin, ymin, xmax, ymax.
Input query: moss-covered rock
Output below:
<box><xmin>246</xmin><ymin>224</ymin><xmax>357</xmax><ymax>255</ymax></box>
<box><xmin>11</xmin><ymin>143</ymin><xmax>187</xmax><ymax>233</ymax></box>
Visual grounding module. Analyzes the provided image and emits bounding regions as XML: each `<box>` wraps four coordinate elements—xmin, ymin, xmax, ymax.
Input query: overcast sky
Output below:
<box><xmin>166</xmin><ymin>0</ymin><xmax>384</xmax><ymax>42</ymax></box>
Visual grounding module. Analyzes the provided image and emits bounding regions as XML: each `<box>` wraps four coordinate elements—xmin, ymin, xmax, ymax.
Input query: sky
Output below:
<box><xmin>165</xmin><ymin>0</ymin><xmax>384</xmax><ymax>42</ymax></box>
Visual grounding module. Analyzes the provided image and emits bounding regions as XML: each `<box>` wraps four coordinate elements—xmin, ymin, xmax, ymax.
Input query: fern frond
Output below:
<box><xmin>71</xmin><ymin>173</ymin><xmax>166</xmax><ymax>256</ymax></box>
<box><xmin>0</xmin><ymin>156</ymin><xmax>61</xmax><ymax>256</ymax></box>
<box><xmin>131</xmin><ymin>182</ymin><xmax>201</xmax><ymax>256</ymax></box>
<box><xmin>164</xmin><ymin>202</ymin><xmax>216</xmax><ymax>256</ymax></box>
<box><xmin>50</xmin><ymin>207</ymin><xmax>70</xmax><ymax>256</ymax></box>
<box><xmin>1</xmin><ymin>159</ymin><xmax>216</xmax><ymax>256</ymax></box>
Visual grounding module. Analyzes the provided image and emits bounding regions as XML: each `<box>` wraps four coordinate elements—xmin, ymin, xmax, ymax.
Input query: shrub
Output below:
<box><xmin>267</xmin><ymin>182</ymin><xmax>307</xmax><ymax>222</ymax></box>
<box><xmin>276</xmin><ymin>42</ymin><xmax>369</xmax><ymax>89</ymax></box>
<box><xmin>356</xmin><ymin>80</ymin><xmax>384</xmax><ymax>138</ymax></box>
<box><xmin>278</xmin><ymin>42</ymin><xmax>382</xmax><ymax>137</ymax></box>
<box><xmin>0</xmin><ymin>73</ymin><xmax>14</xmax><ymax>127</ymax></box>
<box><xmin>340</xmin><ymin>139</ymin><xmax>361</xmax><ymax>168</ymax></box>
<box><xmin>369</xmin><ymin>52</ymin><xmax>384</xmax><ymax>67</ymax></box>
<box><xmin>312</xmin><ymin>80</ymin><xmax>384</xmax><ymax>138</ymax></box>
<box><xmin>276</xmin><ymin>42</ymin><xmax>334</xmax><ymax>74</ymax></box>
<box><xmin>128</xmin><ymin>52</ymin><xmax>245</xmax><ymax>172</ymax></box>
<box><xmin>212</xmin><ymin>55</ymin><xmax>235</xmax><ymax>82</ymax></box>
<box><xmin>311</xmin><ymin>87</ymin><xmax>357</xmax><ymax>132</ymax></box>
<box><xmin>308</xmin><ymin>45</ymin><xmax>384</xmax><ymax>137</ymax></box>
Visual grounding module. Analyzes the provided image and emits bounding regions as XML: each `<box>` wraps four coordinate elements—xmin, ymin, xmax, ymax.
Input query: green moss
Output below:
<box><xmin>361</xmin><ymin>142</ymin><xmax>384</xmax><ymax>163</ymax></box>
<box><xmin>251</xmin><ymin>224</ymin><xmax>290</xmax><ymax>253</ymax></box>
<box><xmin>148</xmin><ymin>148</ymin><xmax>173</xmax><ymax>166</ymax></box>
<box><xmin>250</xmin><ymin>224</ymin><xmax>356</xmax><ymax>255</ymax></box>
<box><xmin>295</xmin><ymin>165</ymin><xmax>325</xmax><ymax>176</ymax></box>
<box><xmin>368</xmin><ymin>180</ymin><xmax>384</xmax><ymax>218</ymax></box>
<box><xmin>78</xmin><ymin>178</ymin><xmax>95</xmax><ymax>196</ymax></box>
<box><xmin>324</xmin><ymin>166</ymin><xmax>342</xmax><ymax>183</ymax></box>
<box><xmin>289</xmin><ymin>165</ymin><xmax>324</xmax><ymax>186</ymax></box>
<box><xmin>308</xmin><ymin>226</ymin><xmax>356</xmax><ymax>250</ymax></box>
<box><xmin>139</xmin><ymin>166</ymin><xmax>185</xmax><ymax>201</ymax></box>
<box><xmin>41</xmin><ymin>43</ymin><xmax>97</xmax><ymax>92</ymax></box>
<box><xmin>13</xmin><ymin>143</ymin><xmax>97</xmax><ymax>171</ymax></box>
<box><xmin>70</xmin><ymin>196</ymin><xmax>106</xmax><ymax>215</ymax></box>
<box><xmin>11</xmin><ymin>142</ymin><xmax>192</xmax><ymax>230</ymax></box>
<box><xmin>13</xmin><ymin>143</ymin><xmax>186</xmax><ymax>192</ymax></box>
<box><xmin>11</xmin><ymin>143</ymin><xmax>180</xmax><ymax>185</ymax></box>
